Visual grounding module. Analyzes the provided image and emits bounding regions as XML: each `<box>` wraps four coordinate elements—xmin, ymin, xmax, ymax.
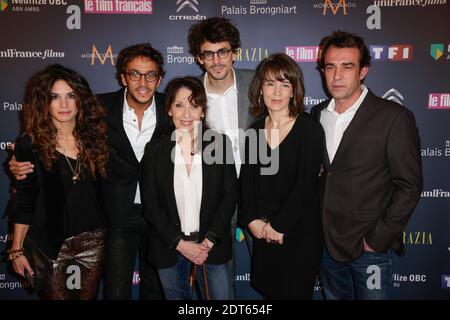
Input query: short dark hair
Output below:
<box><xmin>115</xmin><ymin>43</ymin><xmax>165</xmax><ymax>87</ymax></box>
<box><xmin>319</xmin><ymin>30</ymin><xmax>371</xmax><ymax>70</ymax></box>
<box><xmin>164</xmin><ymin>77</ymin><xmax>208</xmax><ymax>129</ymax></box>
<box><xmin>249</xmin><ymin>53</ymin><xmax>305</xmax><ymax>118</ymax></box>
<box><xmin>188</xmin><ymin>17</ymin><xmax>241</xmax><ymax>59</ymax></box>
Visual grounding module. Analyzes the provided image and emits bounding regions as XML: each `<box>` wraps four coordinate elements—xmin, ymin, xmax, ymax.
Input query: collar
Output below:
<box><xmin>122</xmin><ymin>88</ymin><xmax>155</xmax><ymax>115</ymax></box>
<box><xmin>204</xmin><ymin>68</ymin><xmax>237</xmax><ymax>96</ymax></box>
<box><xmin>326</xmin><ymin>85</ymin><xmax>368</xmax><ymax>115</ymax></box>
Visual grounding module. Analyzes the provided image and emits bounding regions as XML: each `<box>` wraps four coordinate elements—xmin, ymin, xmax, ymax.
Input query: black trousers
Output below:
<box><xmin>103</xmin><ymin>205</ymin><xmax>163</xmax><ymax>300</ymax></box>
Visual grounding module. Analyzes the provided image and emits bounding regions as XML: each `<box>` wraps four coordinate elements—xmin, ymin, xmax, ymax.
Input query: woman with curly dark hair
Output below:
<box><xmin>7</xmin><ymin>64</ymin><xmax>109</xmax><ymax>300</ymax></box>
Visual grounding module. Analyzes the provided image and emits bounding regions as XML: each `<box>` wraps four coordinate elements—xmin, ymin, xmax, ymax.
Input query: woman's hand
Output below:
<box><xmin>199</xmin><ymin>238</ymin><xmax>214</xmax><ymax>252</ymax></box>
<box><xmin>176</xmin><ymin>239</ymin><xmax>209</xmax><ymax>265</ymax></box>
<box><xmin>248</xmin><ymin>219</ymin><xmax>267</xmax><ymax>239</ymax></box>
<box><xmin>262</xmin><ymin>222</ymin><xmax>284</xmax><ymax>245</ymax></box>
<box><xmin>12</xmin><ymin>255</ymin><xmax>34</xmax><ymax>277</ymax></box>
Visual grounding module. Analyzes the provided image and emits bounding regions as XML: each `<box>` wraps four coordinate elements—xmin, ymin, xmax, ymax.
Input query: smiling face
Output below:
<box><xmin>261</xmin><ymin>72</ymin><xmax>293</xmax><ymax>115</ymax></box>
<box><xmin>48</xmin><ymin>79</ymin><xmax>78</xmax><ymax>127</ymax></box>
<box><xmin>121</xmin><ymin>55</ymin><xmax>161</xmax><ymax>110</ymax></box>
<box><xmin>197</xmin><ymin>41</ymin><xmax>236</xmax><ymax>82</ymax></box>
<box><xmin>323</xmin><ymin>46</ymin><xmax>369</xmax><ymax>111</ymax></box>
<box><xmin>168</xmin><ymin>87</ymin><xmax>205</xmax><ymax>133</ymax></box>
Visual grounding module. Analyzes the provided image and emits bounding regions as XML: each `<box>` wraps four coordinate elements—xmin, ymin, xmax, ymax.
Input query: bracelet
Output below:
<box><xmin>7</xmin><ymin>252</ymin><xmax>24</xmax><ymax>261</ymax></box>
<box><xmin>6</xmin><ymin>247</ymin><xmax>24</xmax><ymax>254</ymax></box>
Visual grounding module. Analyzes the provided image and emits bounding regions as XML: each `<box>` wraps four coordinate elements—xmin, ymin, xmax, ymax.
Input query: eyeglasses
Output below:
<box><xmin>198</xmin><ymin>48</ymin><xmax>233</xmax><ymax>61</ymax></box>
<box><xmin>125</xmin><ymin>70</ymin><xmax>159</xmax><ymax>82</ymax></box>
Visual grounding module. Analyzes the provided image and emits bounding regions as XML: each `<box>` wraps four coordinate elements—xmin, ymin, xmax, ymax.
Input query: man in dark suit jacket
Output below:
<box><xmin>8</xmin><ymin>43</ymin><xmax>167</xmax><ymax>300</ymax></box>
<box><xmin>311</xmin><ymin>31</ymin><xmax>422</xmax><ymax>300</ymax></box>
<box><xmin>98</xmin><ymin>43</ymin><xmax>166</xmax><ymax>300</ymax></box>
<box><xmin>187</xmin><ymin>17</ymin><xmax>256</xmax><ymax>299</ymax></box>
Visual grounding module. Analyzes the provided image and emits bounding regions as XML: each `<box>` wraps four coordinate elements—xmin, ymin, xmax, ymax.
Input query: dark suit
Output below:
<box><xmin>311</xmin><ymin>90</ymin><xmax>423</xmax><ymax>262</ymax></box>
<box><xmin>140</xmin><ymin>131</ymin><xmax>238</xmax><ymax>269</ymax></box>
<box><xmin>98</xmin><ymin>88</ymin><xmax>166</xmax><ymax>299</ymax></box>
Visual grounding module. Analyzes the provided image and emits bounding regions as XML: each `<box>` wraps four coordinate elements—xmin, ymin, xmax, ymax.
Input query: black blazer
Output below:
<box><xmin>311</xmin><ymin>90</ymin><xmax>423</xmax><ymax>262</ymax></box>
<box><xmin>9</xmin><ymin>135</ymin><xmax>104</xmax><ymax>259</ymax></box>
<box><xmin>97</xmin><ymin>88</ymin><xmax>168</xmax><ymax>227</ymax></box>
<box><xmin>140</xmin><ymin>131</ymin><xmax>238</xmax><ymax>268</ymax></box>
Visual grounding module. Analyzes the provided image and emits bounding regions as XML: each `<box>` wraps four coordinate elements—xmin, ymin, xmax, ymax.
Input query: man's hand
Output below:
<box><xmin>363</xmin><ymin>238</ymin><xmax>376</xmax><ymax>252</ymax></box>
<box><xmin>9</xmin><ymin>154</ymin><xmax>34</xmax><ymax>181</ymax></box>
<box><xmin>176</xmin><ymin>239</ymin><xmax>209</xmax><ymax>265</ymax></box>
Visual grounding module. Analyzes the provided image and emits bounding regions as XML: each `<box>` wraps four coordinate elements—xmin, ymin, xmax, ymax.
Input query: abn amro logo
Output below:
<box><xmin>1</xmin><ymin>0</ymin><xmax>8</xmax><ymax>12</ymax></box>
<box><xmin>430</xmin><ymin>44</ymin><xmax>449</xmax><ymax>60</ymax></box>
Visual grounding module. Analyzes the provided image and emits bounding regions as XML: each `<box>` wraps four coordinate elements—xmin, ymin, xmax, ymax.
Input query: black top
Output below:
<box><xmin>239</xmin><ymin>112</ymin><xmax>325</xmax><ymax>299</ymax></box>
<box><xmin>56</xmin><ymin>153</ymin><xmax>103</xmax><ymax>237</ymax></box>
<box><xmin>10</xmin><ymin>135</ymin><xmax>104</xmax><ymax>259</ymax></box>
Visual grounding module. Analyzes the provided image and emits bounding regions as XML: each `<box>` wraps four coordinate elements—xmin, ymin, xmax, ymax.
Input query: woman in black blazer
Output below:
<box><xmin>8</xmin><ymin>64</ymin><xmax>109</xmax><ymax>299</ymax></box>
<box><xmin>140</xmin><ymin>77</ymin><xmax>238</xmax><ymax>300</ymax></box>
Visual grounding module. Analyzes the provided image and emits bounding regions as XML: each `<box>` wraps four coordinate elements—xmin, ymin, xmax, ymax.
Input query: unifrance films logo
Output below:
<box><xmin>428</xmin><ymin>93</ymin><xmax>450</xmax><ymax>109</ymax></box>
<box><xmin>372</xmin><ymin>0</ymin><xmax>447</xmax><ymax>8</ymax></box>
<box><xmin>84</xmin><ymin>0</ymin><xmax>153</xmax><ymax>14</ymax></box>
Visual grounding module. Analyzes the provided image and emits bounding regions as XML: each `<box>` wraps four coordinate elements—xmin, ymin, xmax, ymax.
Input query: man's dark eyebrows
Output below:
<box><xmin>342</xmin><ymin>62</ymin><xmax>356</xmax><ymax>67</ymax></box>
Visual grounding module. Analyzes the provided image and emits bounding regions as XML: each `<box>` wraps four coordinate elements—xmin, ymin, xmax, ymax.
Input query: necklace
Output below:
<box><xmin>63</xmin><ymin>154</ymin><xmax>81</xmax><ymax>184</ymax></box>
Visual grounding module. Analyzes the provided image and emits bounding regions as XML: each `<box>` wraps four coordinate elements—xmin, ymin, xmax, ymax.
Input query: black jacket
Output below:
<box><xmin>140</xmin><ymin>131</ymin><xmax>238</xmax><ymax>268</ymax></box>
<box><xmin>311</xmin><ymin>90</ymin><xmax>423</xmax><ymax>262</ymax></box>
<box><xmin>9</xmin><ymin>135</ymin><xmax>104</xmax><ymax>259</ymax></box>
<box><xmin>97</xmin><ymin>88</ymin><xmax>168</xmax><ymax>227</ymax></box>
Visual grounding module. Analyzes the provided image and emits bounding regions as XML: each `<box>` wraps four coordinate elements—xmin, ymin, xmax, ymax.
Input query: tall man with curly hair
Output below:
<box><xmin>188</xmin><ymin>17</ymin><xmax>256</xmax><ymax>299</ymax></box>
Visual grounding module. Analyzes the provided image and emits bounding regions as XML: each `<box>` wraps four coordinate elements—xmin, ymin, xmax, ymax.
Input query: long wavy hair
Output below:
<box><xmin>22</xmin><ymin>64</ymin><xmax>108</xmax><ymax>178</ymax></box>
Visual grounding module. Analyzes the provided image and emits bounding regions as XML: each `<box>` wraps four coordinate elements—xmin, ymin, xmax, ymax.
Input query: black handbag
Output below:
<box><xmin>23</xmin><ymin>236</ymin><xmax>53</xmax><ymax>291</ymax></box>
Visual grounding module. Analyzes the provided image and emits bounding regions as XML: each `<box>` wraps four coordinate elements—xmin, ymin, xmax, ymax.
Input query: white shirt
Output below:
<box><xmin>320</xmin><ymin>85</ymin><xmax>368</xmax><ymax>163</ymax></box>
<box><xmin>173</xmin><ymin>141</ymin><xmax>203</xmax><ymax>235</ymax></box>
<box><xmin>204</xmin><ymin>68</ymin><xmax>242</xmax><ymax>176</ymax></box>
<box><xmin>122</xmin><ymin>89</ymin><xmax>157</xmax><ymax>204</ymax></box>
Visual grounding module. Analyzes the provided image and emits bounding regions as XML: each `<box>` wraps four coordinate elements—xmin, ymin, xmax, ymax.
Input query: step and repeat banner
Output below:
<box><xmin>0</xmin><ymin>0</ymin><xmax>449</xmax><ymax>300</ymax></box>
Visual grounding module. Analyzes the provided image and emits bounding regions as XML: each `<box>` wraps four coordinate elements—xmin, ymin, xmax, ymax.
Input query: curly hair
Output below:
<box><xmin>249</xmin><ymin>53</ymin><xmax>305</xmax><ymax>118</ymax></box>
<box><xmin>318</xmin><ymin>30</ymin><xmax>371</xmax><ymax>70</ymax></box>
<box><xmin>115</xmin><ymin>43</ymin><xmax>165</xmax><ymax>87</ymax></box>
<box><xmin>22</xmin><ymin>64</ymin><xmax>109</xmax><ymax>178</ymax></box>
<box><xmin>188</xmin><ymin>17</ymin><xmax>241</xmax><ymax>59</ymax></box>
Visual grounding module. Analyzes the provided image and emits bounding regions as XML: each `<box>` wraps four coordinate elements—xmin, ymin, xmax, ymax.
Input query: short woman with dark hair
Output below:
<box><xmin>140</xmin><ymin>77</ymin><xmax>238</xmax><ymax>300</ymax></box>
<box><xmin>239</xmin><ymin>53</ymin><xmax>324</xmax><ymax>299</ymax></box>
<box><xmin>8</xmin><ymin>64</ymin><xmax>109</xmax><ymax>299</ymax></box>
